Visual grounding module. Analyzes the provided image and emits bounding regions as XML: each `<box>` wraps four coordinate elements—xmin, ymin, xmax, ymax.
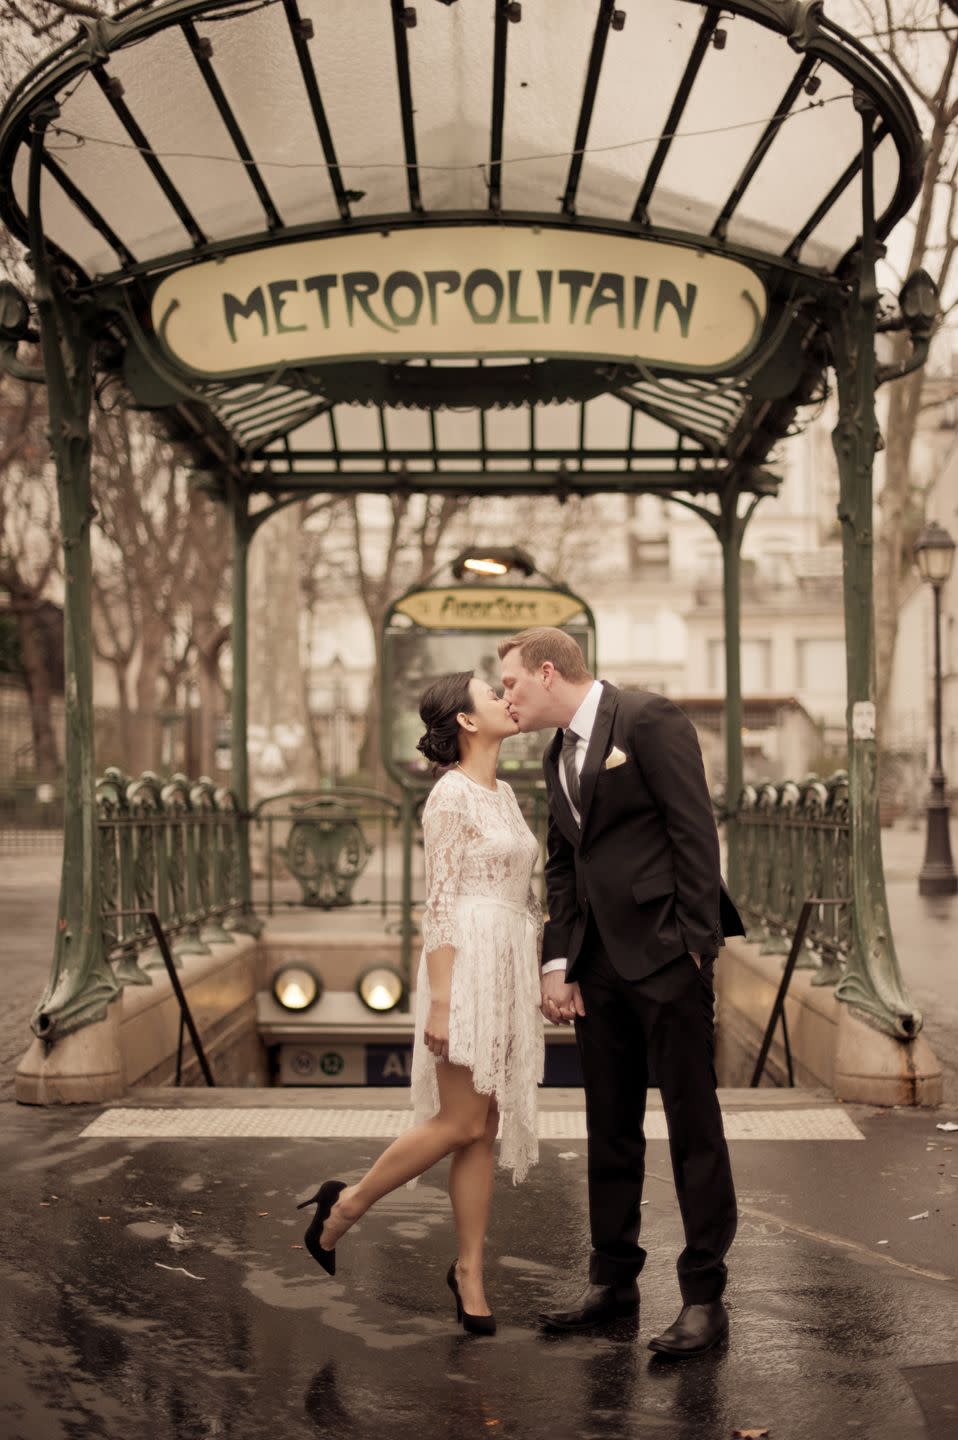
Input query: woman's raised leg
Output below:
<box><xmin>448</xmin><ymin>1099</ymin><xmax>499</xmax><ymax>1316</ymax></box>
<box><xmin>318</xmin><ymin>1064</ymin><xmax>493</xmax><ymax>1250</ymax></box>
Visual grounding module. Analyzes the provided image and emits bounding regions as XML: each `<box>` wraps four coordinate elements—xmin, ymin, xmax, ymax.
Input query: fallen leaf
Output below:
<box><xmin>257</xmin><ymin>1210</ymin><xmax>269</xmax><ymax>1216</ymax></box>
<box><xmin>98</xmin><ymin>1216</ymin><xmax>111</xmax><ymax>1221</ymax></box>
<box><xmin>39</xmin><ymin>1202</ymin><xmax>50</xmax><ymax>1208</ymax></box>
<box><xmin>732</xmin><ymin>1429</ymin><xmax>770</xmax><ymax>1439</ymax></box>
<box><xmin>557</xmin><ymin>1153</ymin><xmax>578</xmax><ymax>1160</ymax></box>
<box><xmin>168</xmin><ymin>1222</ymin><xmax>190</xmax><ymax>1248</ymax></box>
<box><xmin>909</xmin><ymin>1211</ymin><xmax>929</xmax><ymax>1221</ymax></box>
<box><xmin>936</xmin><ymin>1121</ymin><xmax>958</xmax><ymax>1132</ymax></box>
<box><xmin>155</xmin><ymin>1262</ymin><xmax>205</xmax><ymax>1280</ymax></box>
<box><xmin>190</xmin><ymin>1210</ymin><xmax>203</xmax><ymax>1215</ymax></box>
<box><xmin>291</xmin><ymin>1244</ymin><xmax>304</xmax><ymax>1250</ymax></box>
<box><xmin>876</xmin><ymin>1240</ymin><xmax>889</xmax><ymax>1246</ymax></box>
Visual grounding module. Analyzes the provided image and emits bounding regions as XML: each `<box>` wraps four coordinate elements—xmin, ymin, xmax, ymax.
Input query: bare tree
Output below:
<box><xmin>849</xmin><ymin>1</ymin><xmax>958</xmax><ymax>731</ymax></box>
<box><xmin>349</xmin><ymin>493</ymin><xmax>470</xmax><ymax>782</ymax></box>
<box><xmin>0</xmin><ymin>372</ymin><xmax>62</xmax><ymax>778</ymax></box>
<box><xmin>91</xmin><ymin>409</ymin><xmax>208</xmax><ymax>774</ymax></box>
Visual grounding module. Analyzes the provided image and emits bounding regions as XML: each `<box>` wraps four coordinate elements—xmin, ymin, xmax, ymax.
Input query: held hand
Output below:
<box><xmin>541</xmin><ymin>971</ymin><xmax>586</xmax><ymax>1026</ymax></box>
<box><xmin>425</xmin><ymin>999</ymin><xmax>450</xmax><ymax>1061</ymax></box>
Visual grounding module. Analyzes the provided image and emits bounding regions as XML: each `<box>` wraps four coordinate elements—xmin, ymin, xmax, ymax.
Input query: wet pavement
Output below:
<box><xmin>2</xmin><ymin>1093</ymin><xmax>957</xmax><ymax>1440</ymax></box>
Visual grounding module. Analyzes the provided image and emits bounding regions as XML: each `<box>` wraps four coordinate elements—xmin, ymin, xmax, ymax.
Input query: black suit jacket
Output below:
<box><xmin>542</xmin><ymin>682</ymin><xmax>745</xmax><ymax>983</ymax></box>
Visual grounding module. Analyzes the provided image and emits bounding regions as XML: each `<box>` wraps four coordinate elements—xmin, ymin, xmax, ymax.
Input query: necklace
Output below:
<box><xmin>456</xmin><ymin>763</ymin><xmax>498</xmax><ymax>793</ymax></box>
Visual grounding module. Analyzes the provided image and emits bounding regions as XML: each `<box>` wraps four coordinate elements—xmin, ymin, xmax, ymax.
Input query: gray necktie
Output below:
<box><xmin>561</xmin><ymin>728</ymin><xmax>582</xmax><ymax>815</ymax></box>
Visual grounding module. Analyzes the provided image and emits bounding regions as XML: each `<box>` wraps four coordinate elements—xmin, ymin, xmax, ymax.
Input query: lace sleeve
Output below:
<box><xmin>504</xmin><ymin>783</ymin><xmax>544</xmax><ymax>953</ymax></box>
<box><xmin>421</xmin><ymin>787</ymin><xmax>468</xmax><ymax>953</ymax></box>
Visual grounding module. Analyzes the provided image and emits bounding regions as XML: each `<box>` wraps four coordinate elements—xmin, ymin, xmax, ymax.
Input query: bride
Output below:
<box><xmin>297</xmin><ymin>671</ymin><xmax>544</xmax><ymax>1334</ymax></box>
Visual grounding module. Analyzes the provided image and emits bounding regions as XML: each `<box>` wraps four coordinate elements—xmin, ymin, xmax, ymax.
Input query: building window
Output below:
<box><xmin>796</xmin><ymin>638</ymin><xmax>845</xmax><ymax>693</ymax></box>
<box><xmin>707</xmin><ymin>638</ymin><xmax>772</xmax><ymax>693</ymax></box>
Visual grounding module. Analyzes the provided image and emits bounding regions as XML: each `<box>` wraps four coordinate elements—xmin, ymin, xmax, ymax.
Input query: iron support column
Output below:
<box><xmin>229</xmin><ymin>485</ymin><xmax>263</xmax><ymax>936</ymax></box>
<box><xmin>918</xmin><ymin>581</ymin><xmax>958</xmax><ymax>894</ymax></box>
<box><xmin>719</xmin><ymin>484</ymin><xmax>746</xmax><ymax>900</ymax></box>
<box><xmin>27</xmin><ymin>107</ymin><xmax>119</xmax><ymax>1039</ymax></box>
<box><xmin>829</xmin><ymin>100</ymin><xmax>920</xmax><ymax>1037</ymax></box>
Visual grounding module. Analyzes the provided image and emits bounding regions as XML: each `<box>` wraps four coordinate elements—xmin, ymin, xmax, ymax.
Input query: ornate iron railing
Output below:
<box><xmin>735</xmin><ymin>771</ymin><xmax>851</xmax><ymax>985</ymax></box>
<box><xmin>96</xmin><ymin>767</ymin><xmax>243</xmax><ymax>986</ymax></box>
<box><xmin>96</xmin><ymin>772</ymin><xmax>552</xmax><ymax>988</ymax></box>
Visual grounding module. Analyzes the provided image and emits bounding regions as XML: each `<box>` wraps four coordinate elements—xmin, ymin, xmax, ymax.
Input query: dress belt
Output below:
<box><xmin>455</xmin><ymin>895</ymin><xmax>529</xmax><ymax>916</ymax></box>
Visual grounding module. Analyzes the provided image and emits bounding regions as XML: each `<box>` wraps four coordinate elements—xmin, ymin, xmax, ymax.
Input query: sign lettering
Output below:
<box><xmin>152</xmin><ymin>227</ymin><xmax>766</xmax><ymax>379</ymax></box>
<box><xmin>394</xmin><ymin>587</ymin><xmax>586</xmax><ymax>631</ymax></box>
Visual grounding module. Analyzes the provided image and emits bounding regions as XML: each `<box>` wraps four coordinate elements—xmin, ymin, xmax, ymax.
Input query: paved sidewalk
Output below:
<box><xmin>1</xmin><ymin>1088</ymin><xmax>956</xmax><ymax>1440</ymax></box>
<box><xmin>2</xmin><ymin>834</ymin><xmax>957</xmax><ymax>1439</ymax></box>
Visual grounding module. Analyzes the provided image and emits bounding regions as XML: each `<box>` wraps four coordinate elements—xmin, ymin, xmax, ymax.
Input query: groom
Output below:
<box><xmin>499</xmin><ymin>627</ymin><xmax>743</xmax><ymax>1357</ymax></box>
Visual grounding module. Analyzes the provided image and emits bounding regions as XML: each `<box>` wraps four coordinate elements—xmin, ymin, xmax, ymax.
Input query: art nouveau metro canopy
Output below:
<box><xmin>0</xmin><ymin>0</ymin><xmax>924</xmax><ymax>502</ymax></box>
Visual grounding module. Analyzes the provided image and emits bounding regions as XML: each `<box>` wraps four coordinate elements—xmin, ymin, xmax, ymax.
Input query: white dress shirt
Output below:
<box><xmin>542</xmin><ymin>681</ymin><xmax>603</xmax><ymax>976</ymax></box>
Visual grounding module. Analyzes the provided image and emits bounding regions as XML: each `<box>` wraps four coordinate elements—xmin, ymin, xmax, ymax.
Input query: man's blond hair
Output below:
<box><xmin>497</xmin><ymin>627</ymin><xmax>591</xmax><ymax>683</ymax></box>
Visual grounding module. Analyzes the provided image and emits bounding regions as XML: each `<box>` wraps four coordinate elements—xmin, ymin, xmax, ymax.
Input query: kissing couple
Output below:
<box><xmin>298</xmin><ymin>626</ymin><xmax>743</xmax><ymax>1356</ymax></box>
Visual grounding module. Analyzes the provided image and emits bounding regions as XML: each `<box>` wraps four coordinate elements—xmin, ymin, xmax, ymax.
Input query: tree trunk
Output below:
<box><xmin>196</xmin><ymin>643</ymin><xmax>224</xmax><ymax>777</ymax></box>
<box><xmin>249</xmin><ymin>504</ymin><xmax>317</xmax><ymax>795</ymax></box>
<box><xmin>358</xmin><ymin>654</ymin><xmax>385</xmax><ymax>787</ymax></box>
<box><xmin>16</xmin><ymin>602</ymin><xmax>59</xmax><ymax>780</ymax></box>
<box><xmin>112</xmin><ymin>655</ymin><xmax>132</xmax><ymax>774</ymax></box>
<box><xmin>133</xmin><ymin>618</ymin><xmax>165</xmax><ymax>774</ymax></box>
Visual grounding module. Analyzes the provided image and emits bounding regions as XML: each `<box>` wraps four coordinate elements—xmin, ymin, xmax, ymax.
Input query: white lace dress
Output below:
<box><xmin>411</xmin><ymin>767</ymin><xmax>544</xmax><ymax>1184</ymax></box>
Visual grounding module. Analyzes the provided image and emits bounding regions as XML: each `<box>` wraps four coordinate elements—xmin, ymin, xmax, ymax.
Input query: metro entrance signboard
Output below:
<box><xmin>151</xmin><ymin>225</ymin><xmax>767</xmax><ymax>381</ymax></box>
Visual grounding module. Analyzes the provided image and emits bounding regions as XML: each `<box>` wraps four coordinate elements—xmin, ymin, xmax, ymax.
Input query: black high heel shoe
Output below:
<box><xmin>446</xmin><ymin>1260</ymin><xmax>496</xmax><ymax>1336</ymax></box>
<box><xmin>298</xmin><ymin>1180</ymin><xmax>347</xmax><ymax>1275</ymax></box>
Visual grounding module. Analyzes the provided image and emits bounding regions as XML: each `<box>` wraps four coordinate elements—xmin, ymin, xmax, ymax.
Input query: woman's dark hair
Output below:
<box><xmin>417</xmin><ymin>671</ymin><xmax>475</xmax><ymax>772</ymax></box>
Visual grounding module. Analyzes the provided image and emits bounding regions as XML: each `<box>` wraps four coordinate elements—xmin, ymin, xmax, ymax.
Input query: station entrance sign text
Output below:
<box><xmin>152</xmin><ymin>225</ymin><xmax>767</xmax><ymax>380</ymax></box>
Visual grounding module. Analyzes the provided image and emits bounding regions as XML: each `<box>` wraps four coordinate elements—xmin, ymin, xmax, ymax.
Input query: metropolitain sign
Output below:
<box><xmin>151</xmin><ymin>225</ymin><xmax>767</xmax><ymax>380</ymax></box>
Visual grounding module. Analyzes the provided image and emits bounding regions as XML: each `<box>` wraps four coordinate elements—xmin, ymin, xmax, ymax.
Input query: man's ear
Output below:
<box><xmin>540</xmin><ymin>661</ymin><xmax>555</xmax><ymax>688</ymax></box>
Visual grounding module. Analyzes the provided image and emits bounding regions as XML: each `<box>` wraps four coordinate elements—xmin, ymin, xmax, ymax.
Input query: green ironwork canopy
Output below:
<box><xmin>0</xmin><ymin>0</ymin><xmax>926</xmax><ymax>502</ymax></box>
<box><xmin>0</xmin><ymin>0</ymin><xmax>939</xmax><ymax>1061</ymax></box>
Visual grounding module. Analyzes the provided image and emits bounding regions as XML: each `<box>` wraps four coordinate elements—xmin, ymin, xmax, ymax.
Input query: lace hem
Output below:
<box><xmin>410</xmin><ymin>897</ymin><xmax>544</xmax><ymax>1185</ymax></box>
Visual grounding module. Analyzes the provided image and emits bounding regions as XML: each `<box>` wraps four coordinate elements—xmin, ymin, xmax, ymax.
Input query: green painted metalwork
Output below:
<box><xmin>126</xmin><ymin>771</ymin><xmax>174</xmax><ymax>970</ymax></box>
<box><xmin>26</xmin><ymin>109</ymin><xmax>119</xmax><ymax>1042</ymax></box>
<box><xmin>277</xmin><ymin>798</ymin><xmax>372</xmax><ymax>909</ymax></box>
<box><xmin>253</xmin><ymin>788</ymin><xmax>400</xmax><ymax>917</ymax></box>
<box><xmin>96</xmin><ymin>767</ymin><xmax>151</xmax><ymax>986</ymax></box>
<box><xmin>190</xmin><ymin>779</ymin><xmax>234</xmax><ymax>944</ymax></box>
<box><xmin>827</xmin><ymin>104</ymin><xmax>920</xmax><ymax>1039</ymax></box>
<box><xmin>96</xmin><ymin>768</ymin><xmax>242</xmax><ymax>965</ymax></box>
<box><xmin>717</xmin><ymin>485</ymin><xmax>765</xmax><ymax>902</ymax></box>
<box><xmin>737</xmin><ymin>772</ymin><xmax>852</xmax><ymax>981</ymax></box>
<box><xmin>161</xmin><ymin>775</ymin><xmax>211</xmax><ymax>958</ymax></box>
<box><xmin>0</xmin><ymin>0</ymin><xmax>937</xmax><ymax>1064</ymax></box>
<box><xmin>228</xmin><ymin>486</ymin><xmax>263</xmax><ymax>940</ymax></box>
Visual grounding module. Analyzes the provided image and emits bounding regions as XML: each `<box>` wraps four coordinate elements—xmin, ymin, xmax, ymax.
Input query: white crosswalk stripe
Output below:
<box><xmin>79</xmin><ymin>1106</ymin><xmax>864</xmax><ymax>1141</ymax></box>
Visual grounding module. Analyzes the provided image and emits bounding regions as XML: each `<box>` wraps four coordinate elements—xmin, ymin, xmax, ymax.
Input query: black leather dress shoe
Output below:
<box><xmin>539</xmin><ymin>1281</ymin><xmax>639</xmax><ymax>1331</ymax></box>
<box><xmin>647</xmin><ymin>1300</ymin><xmax>728</xmax><ymax>1356</ymax></box>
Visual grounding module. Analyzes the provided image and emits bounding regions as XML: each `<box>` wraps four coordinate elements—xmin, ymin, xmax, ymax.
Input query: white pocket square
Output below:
<box><xmin>603</xmin><ymin>746</ymin><xmax>628</xmax><ymax>770</ymax></box>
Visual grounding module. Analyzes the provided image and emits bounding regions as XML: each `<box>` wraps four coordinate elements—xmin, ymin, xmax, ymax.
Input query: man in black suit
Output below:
<box><xmin>499</xmin><ymin>627</ymin><xmax>744</xmax><ymax>1357</ymax></box>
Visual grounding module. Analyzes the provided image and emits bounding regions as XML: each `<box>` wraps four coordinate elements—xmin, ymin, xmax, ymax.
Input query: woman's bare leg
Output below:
<box><xmin>449</xmin><ymin>1101</ymin><xmax>499</xmax><ymax>1316</ymax></box>
<box><xmin>319</xmin><ymin>1064</ymin><xmax>493</xmax><ymax>1249</ymax></box>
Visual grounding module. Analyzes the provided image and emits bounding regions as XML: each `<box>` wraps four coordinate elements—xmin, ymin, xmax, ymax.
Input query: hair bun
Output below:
<box><xmin>416</xmin><ymin>725</ymin><xmax>457</xmax><ymax>767</ymax></box>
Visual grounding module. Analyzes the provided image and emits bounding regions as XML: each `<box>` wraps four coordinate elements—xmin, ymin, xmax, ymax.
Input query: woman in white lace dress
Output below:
<box><xmin>299</xmin><ymin>671</ymin><xmax>544</xmax><ymax>1333</ymax></box>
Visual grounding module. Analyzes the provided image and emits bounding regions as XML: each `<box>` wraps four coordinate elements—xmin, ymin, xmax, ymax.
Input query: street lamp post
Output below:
<box><xmin>913</xmin><ymin>520</ymin><xmax>958</xmax><ymax>897</ymax></box>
